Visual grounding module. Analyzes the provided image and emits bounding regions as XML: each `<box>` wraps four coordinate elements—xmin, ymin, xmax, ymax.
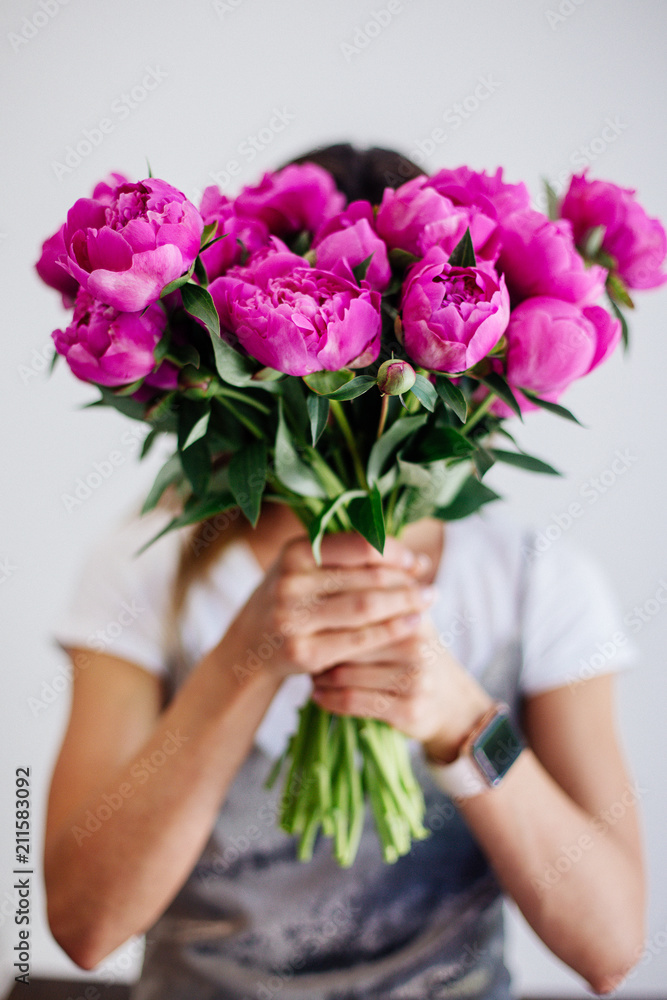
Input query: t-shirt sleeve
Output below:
<box><xmin>519</xmin><ymin>532</ymin><xmax>640</xmax><ymax>695</ymax></box>
<box><xmin>51</xmin><ymin>504</ymin><xmax>183</xmax><ymax>677</ymax></box>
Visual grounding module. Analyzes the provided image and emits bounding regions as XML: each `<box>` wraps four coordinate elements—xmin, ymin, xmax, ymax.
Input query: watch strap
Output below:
<box><xmin>427</xmin><ymin>751</ymin><xmax>489</xmax><ymax>799</ymax></box>
<box><xmin>426</xmin><ymin>700</ymin><xmax>523</xmax><ymax>800</ymax></box>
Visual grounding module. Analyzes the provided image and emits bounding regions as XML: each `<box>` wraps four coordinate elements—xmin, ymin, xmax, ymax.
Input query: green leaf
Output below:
<box><xmin>542</xmin><ymin>177</ymin><xmax>560</xmax><ymax>221</ymax></box>
<box><xmin>347</xmin><ymin>484</ymin><xmax>385</xmax><ymax>554</ymax></box>
<box><xmin>165</xmin><ymin>341</ymin><xmax>200</xmax><ymax>369</ymax></box>
<box><xmin>181</xmin><ymin>282</ymin><xmax>220</xmax><ymax>337</ymax></box>
<box><xmin>308</xmin><ymin>490</ymin><xmax>366</xmax><ymax>564</ymax></box>
<box><xmin>253</xmin><ymin>366</ymin><xmax>285</xmax><ymax>382</ymax></box>
<box><xmin>325</xmin><ymin>375</ymin><xmax>376</xmax><ymax>400</ymax></box>
<box><xmin>409</xmin><ymin>373</ymin><xmax>437</xmax><ymax>411</ymax></box>
<box><xmin>200</xmin><ymin>220</ymin><xmax>218</xmax><ymax>249</ymax></box>
<box><xmin>432</xmin><ymin>458</ymin><xmax>474</xmax><ymax>507</ymax></box>
<box><xmin>228</xmin><ymin>439</ymin><xmax>267</xmax><ymax>527</ymax></box>
<box><xmin>303</xmin><ymin>370</ymin><xmax>354</xmax><ymax>395</ymax></box>
<box><xmin>606</xmin><ymin>272</ymin><xmax>634</xmax><ymax>310</ymax></box>
<box><xmin>193</xmin><ymin>255</ymin><xmax>208</xmax><ymax>287</ymax></box>
<box><xmin>139</xmin><ymin>427</ymin><xmax>159</xmax><ymax>460</ymax></box>
<box><xmin>412</xmin><ymin>426</ymin><xmax>474</xmax><ymax>463</ymax></box>
<box><xmin>447</xmin><ymin>227</ymin><xmax>476</xmax><ymax>268</ymax></box>
<box><xmin>477</xmin><ymin>372</ymin><xmax>523</xmax><ymax>420</ymax></box>
<box><xmin>473</xmin><ymin>445</ymin><xmax>496</xmax><ymax>478</ymax></box>
<box><xmin>307</xmin><ymin>393</ymin><xmax>330</xmax><ymax>445</ymax></box>
<box><xmin>140</xmin><ymin>454</ymin><xmax>183</xmax><ymax>514</ymax></box>
<box><xmin>396</xmin><ymin>455</ymin><xmax>434</xmax><ymax>489</ymax></box>
<box><xmin>160</xmin><ymin>260</ymin><xmax>195</xmax><ymax>297</ymax></box>
<box><xmin>210</xmin><ymin>334</ymin><xmax>256</xmax><ymax>386</ymax></box>
<box><xmin>434</xmin><ymin>376</ymin><xmax>467</xmax><ymax>422</ymax></box>
<box><xmin>134</xmin><ymin>490</ymin><xmax>237</xmax><ymax>555</ymax></box>
<box><xmin>79</xmin><ymin>387</ymin><xmax>147</xmax><ymax>421</ymax></box>
<box><xmin>490</xmin><ymin>448</ymin><xmax>561</xmax><ymax>475</ymax></box>
<box><xmin>48</xmin><ymin>350</ymin><xmax>60</xmax><ymax>376</ymax></box>
<box><xmin>179</xmin><ymin>438</ymin><xmax>210</xmax><ymax>496</ymax></box>
<box><xmin>280</xmin><ymin>377</ymin><xmax>311</xmax><ymax>438</ymax></box>
<box><xmin>146</xmin><ymin>158</ymin><xmax>153</xmax><ymax>179</ymax></box>
<box><xmin>290</xmin><ymin>229</ymin><xmax>311</xmax><ymax>256</ymax></box>
<box><xmin>200</xmin><ymin>234</ymin><xmax>229</xmax><ymax>256</ymax></box>
<box><xmin>387</xmin><ymin>248</ymin><xmax>420</xmax><ymax>270</ymax></box>
<box><xmin>153</xmin><ymin>325</ymin><xmax>172</xmax><ymax>365</ymax></box>
<box><xmin>177</xmin><ymin>402</ymin><xmax>211</xmax><ymax>492</ymax></box>
<box><xmin>351</xmin><ymin>253</ymin><xmax>374</xmax><ymax>284</ymax></box>
<box><xmin>581</xmin><ymin>225</ymin><xmax>606</xmax><ymax>259</ymax></box>
<box><xmin>366</xmin><ymin>414</ymin><xmax>428</xmax><ymax>485</ymax></box>
<box><xmin>114</xmin><ymin>377</ymin><xmax>146</xmax><ymax>397</ymax></box>
<box><xmin>146</xmin><ymin>391</ymin><xmax>177</xmax><ymax>432</ymax></box>
<box><xmin>433</xmin><ymin>476</ymin><xmax>501</xmax><ymax>521</ymax></box>
<box><xmin>182</xmin><ymin>407</ymin><xmax>211</xmax><ymax>450</ymax></box>
<box><xmin>608</xmin><ymin>298</ymin><xmax>630</xmax><ymax>352</ymax></box>
<box><xmin>520</xmin><ymin>389</ymin><xmax>584</xmax><ymax>426</ymax></box>
<box><xmin>275</xmin><ymin>398</ymin><xmax>327</xmax><ymax>498</ymax></box>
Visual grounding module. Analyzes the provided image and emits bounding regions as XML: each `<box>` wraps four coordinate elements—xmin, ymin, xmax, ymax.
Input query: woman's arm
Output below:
<box><xmin>44</xmin><ymin>533</ymin><xmax>432</xmax><ymax>969</ymax></box>
<box><xmin>313</xmin><ymin>624</ymin><xmax>646</xmax><ymax>995</ymax></box>
<box><xmin>44</xmin><ymin>642</ymin><xmax>283</xmax><ymax>970</ymax></box>
<box><xmin>457</xmin><ymin>675</ymin><xmax>645</xmax><ymax>995</ymax></box>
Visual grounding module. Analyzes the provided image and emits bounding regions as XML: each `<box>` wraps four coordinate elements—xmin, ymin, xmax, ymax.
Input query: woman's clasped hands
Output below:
<box><xmin>225</xmin><ymin>530</ymin><xmax>492</xmax><ymax>763</ymax></box>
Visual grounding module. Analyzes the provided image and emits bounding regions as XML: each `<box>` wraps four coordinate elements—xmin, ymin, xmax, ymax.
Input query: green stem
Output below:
<box><xmin>329</xmin><ymin>399</ymin><xmax>368</xmax><ymax>490</ymax></box>
<box><xmin>215</xmin><ymin>395</ymin><xmax>264</xmax><ymax>439</ymax></box>
<box><xmin>214</xmin><ymin>386</ymin><xmax>271</xmax><ymax>414</ymax></box>
<box><xmin>376</xmin><ymin>393</ymin><xmax>389</xmax><ymax>440</ymax></box>
<box><xmin>463</xmin><ymin>391</ymin><xmax>495</xmax><ymax>434</ymax></box>
<box><xmin>305</xmin><ymin>446</ymin><xmax>347</xmax><ymax>499</ymax></box>
<box><xmin>384</xmin><ymin>483</ymin><xmax>400</xmax><ymax>536</ymax></box>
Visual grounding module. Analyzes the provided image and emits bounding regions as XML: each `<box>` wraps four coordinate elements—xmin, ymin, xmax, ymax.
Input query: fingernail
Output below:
<box><xmin>404</xmin><ymin>611</ymin><xmax>423</xmax><ymax>626</ymax></box>
<box><xmin>401</xmin><ymin>549</ymin><xmax>417</xmax><ymax>568</ymax></box>
<box><xmin>420</xmin><ymin>585</ymin><xmax>438</xmax><ymax>604</ymax></box>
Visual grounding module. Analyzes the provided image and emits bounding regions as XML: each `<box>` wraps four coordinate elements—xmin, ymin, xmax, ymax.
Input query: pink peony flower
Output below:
<box><xmin>312</xmin><ymin>200</ymin><xmax>391</xmax><ymax>291</ymax></box>
<box><xmin>52</xmin><ymin>289</ymin><xmax>168</xmax><ymax>387</ymax></box>
<box><xmin>234</xmin><ymin>163</ymin><xmax>345</xmax><ymax>237</ymax></box>
<box><xmin>35</xmin><ymin>225</ymin><xmax>79</xmax><ymax>307</ymax></box>
<box><xmin>491</xmin><ymin>296</ymin><xmax>622</xmax><ymax>415</ymax></box>
<box><xmin>426</xmin><ymin>165</ymin><xmax>531</xmax><ymax>260</ymax></box>
<box><xmin>560</xmin><ymin>172</ymin><xmax>667</xmax><ymax>289</ymax></box>
<box><xmin>35</xmin><ymin>173</ymin><xmax>131</xmax><ymax>307</ymax></box>
<box><xmin>375</xmin><ymin>175</ymin><xmax>498</xmax><ymax>262</ymax></box>
<box><xmin>400</xmin><ymin>247</ymin><xmax>510</xmax><ymax>373</ymax></box>
<box><xmin>198</xmin><ymin>186</ymin><xmax>270</xmax><ymax>282</ymax></box>
<box><xmin>208</xmin><ymin>240</ymin><xmax>382</xmax><ymax>376</ymax></box>
<box><xmin>62</xmin><ymin>178</ymin><xmax>204</xmax><ymax>312</ymax></box>
<box><xmin>427</xmin><ymin>166</ymin><xmax>531</xmax><ymax>220</ymax></box>
<box><xmin>496</xmin><ymin>210</ymin><xmax>607</xmax><ymax>305</ymax></box>
<box><xmin>90</xmin><ymin>172</ymin><xmax>131</xmax><ymax>205</ymax></box>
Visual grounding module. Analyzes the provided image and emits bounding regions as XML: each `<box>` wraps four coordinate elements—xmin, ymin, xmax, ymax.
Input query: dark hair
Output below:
<box><xmin>283</xmin><ymin>142</ymin><xmax>425</xmax><ymax>204</ymax></box>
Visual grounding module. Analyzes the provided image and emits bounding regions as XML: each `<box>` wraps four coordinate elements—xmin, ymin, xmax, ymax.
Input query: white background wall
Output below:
<box><xmin>1</xmin><ymin>0</ymin><xmax>666</xmax><ymax>995</ymax></box>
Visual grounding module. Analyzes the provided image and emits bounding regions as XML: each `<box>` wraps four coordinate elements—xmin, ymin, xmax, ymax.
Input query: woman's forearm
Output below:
<box><xmin>456</xmin><ymin>748</ymin><xmax>645</xmax><ymax>995</ymax></box>
<box><xmin>44</xmin><ymin>639</ymin><xmax>282</xmax><ymax>970</ymax></box>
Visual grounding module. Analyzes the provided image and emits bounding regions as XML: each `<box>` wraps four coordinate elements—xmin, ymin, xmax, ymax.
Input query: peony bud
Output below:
<box><xmin>376</xmin><ymin>359</ymin><xmax>416</xmax><ymax>396</ymax></box>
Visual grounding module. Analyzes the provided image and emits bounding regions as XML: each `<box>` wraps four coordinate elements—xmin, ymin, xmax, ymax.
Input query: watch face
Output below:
<box><xmin>472</xmin><ymin>714</ymin><xmax>524</xmax><ymax>786</ymax></box>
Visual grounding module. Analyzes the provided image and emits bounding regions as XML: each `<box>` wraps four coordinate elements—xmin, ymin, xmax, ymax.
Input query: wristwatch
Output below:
<box><xmin>426</xmin><ymin>701</ymin><xmax>525</xmax><ymax>799</ymax></box>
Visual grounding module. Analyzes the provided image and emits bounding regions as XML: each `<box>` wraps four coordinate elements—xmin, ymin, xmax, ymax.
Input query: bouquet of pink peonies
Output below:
<box><xmin>37</xmin><ymin>159</ymin><xmax>666</xmax><ymax>866</ymax></box>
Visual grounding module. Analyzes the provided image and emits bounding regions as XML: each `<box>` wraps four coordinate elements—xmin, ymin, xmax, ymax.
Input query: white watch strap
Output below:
<box><xmin>426</xmin><ymin>752</ymin><xmax>489</xmax><ymax>799</ymax></box>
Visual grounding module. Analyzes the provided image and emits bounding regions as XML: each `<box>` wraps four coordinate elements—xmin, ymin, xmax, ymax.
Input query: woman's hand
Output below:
<box><xmin>311</xmin><ymin>614</ymin><xmax>493</xmax><ymax>762</ymax></box>
<box><xmin>222</xmin><ymin>531</ymin><xmax>437</xmax><ymax>683</ymax></box>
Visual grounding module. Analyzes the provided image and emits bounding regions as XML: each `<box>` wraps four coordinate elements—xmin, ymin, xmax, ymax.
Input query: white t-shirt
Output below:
<box><xmin>51</xmin><ymin>500</ymin><xmax>639</xmax><ymax>1000</ymax></box>
<box><xmin>52</xmin><ymin>499</ymin><xmax>637</xmax><ymax>761</ymax></box>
